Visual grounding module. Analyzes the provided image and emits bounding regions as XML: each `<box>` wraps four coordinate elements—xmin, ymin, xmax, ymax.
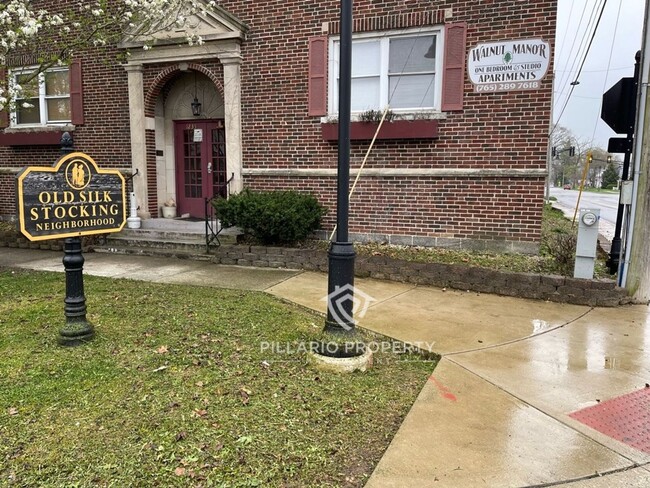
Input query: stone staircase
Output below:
<box><xmin>93</xmin><ymin>218</ymin><xmax>240</xmax><ymax>260</ymax></box>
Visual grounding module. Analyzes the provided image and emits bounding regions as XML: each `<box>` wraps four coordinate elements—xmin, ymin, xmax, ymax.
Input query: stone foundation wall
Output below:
<box><xmin>210</xmin><ymin>244</ymin><xmax>630</xmax><ymax>307</ymax></box>
<box><xmin>0</xmin><ymin>231</ymin><xmax>63</xmax><ymax>252</ymax></box>
<box><xmin>0</xmin><ymin>232</ymin><xmax>630</xmax><ymax>307</ymax></box>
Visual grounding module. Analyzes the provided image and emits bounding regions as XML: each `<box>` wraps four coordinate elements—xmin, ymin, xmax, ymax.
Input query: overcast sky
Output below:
<box><xmin>554</xmin><ymin>0</ymin><xmax>645</xmax><ymax>149</ymax></box>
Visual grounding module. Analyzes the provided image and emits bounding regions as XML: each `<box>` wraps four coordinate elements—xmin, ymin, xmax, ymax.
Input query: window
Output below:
<box><xmin>329</xmin><ymin>29</ymin><xmax>442</xmax><ymax>114</ymax></box>
<box><xmin>11</xmin><ymin>67</ymin><xmax>71</xmax><ymax>126</ymax></box>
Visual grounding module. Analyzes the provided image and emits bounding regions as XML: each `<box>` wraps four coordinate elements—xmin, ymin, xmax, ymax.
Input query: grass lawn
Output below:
<box><xmin>0</xmin><ymin>269</ymin><xmax>435</xmax><ymax>487</ymax></box>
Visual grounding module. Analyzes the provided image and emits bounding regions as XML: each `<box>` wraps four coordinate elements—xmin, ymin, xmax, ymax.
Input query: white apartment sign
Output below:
<box><xmin>468</xmin><ymin>38</ymin><xmax>551</xmax><ymax>93</ymax></box>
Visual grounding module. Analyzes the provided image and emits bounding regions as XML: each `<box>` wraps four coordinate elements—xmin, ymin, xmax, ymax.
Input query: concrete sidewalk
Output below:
<box><xmin>1</xmin><ymin>249</ymin><xmax>649</xmax><ymax>487</ymax></box>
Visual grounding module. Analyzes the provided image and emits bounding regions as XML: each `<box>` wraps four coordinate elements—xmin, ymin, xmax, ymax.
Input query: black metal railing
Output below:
<box><xmin>205</xmin><ymin>172</ymin><xmax>235</xmax><ymax>252</ymax></box>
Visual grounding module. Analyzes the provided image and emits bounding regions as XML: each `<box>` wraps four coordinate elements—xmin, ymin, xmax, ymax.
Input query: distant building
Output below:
<box><xmin>0</xmin><ymin>0</ymin><xmax>557</xmax><ymax>253</ymax></box>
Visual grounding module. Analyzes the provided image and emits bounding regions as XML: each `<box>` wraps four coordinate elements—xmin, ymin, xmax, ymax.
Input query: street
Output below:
<box><xmin>549</xmin><ymin>186</ymin><xmax>620</xmax><ymax>242</ymax></box>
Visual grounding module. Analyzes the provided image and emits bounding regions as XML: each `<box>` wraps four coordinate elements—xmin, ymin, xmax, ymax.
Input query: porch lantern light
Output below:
<box><xmin>191</xmin><ymin>97</ymin><xmax>202</xmax><ymax>116</ymax></box>
<box><xmin>191</xmin><ymin>70</ymin><xmax>201</xmax><ymax>116</ymax></box>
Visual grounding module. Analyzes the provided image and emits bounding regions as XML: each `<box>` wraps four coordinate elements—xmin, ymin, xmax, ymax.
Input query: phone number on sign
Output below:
<box><xmin>475</xmin><ymin>81</ymin><xmax>541</xmax><ymax>92</ymax></box>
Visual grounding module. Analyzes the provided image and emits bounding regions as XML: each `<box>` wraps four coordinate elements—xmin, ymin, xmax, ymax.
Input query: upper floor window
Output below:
<box><xmin>11</xmin><ymin>67</ymin><xmax>71</xmax><ymax>126</ymax></box>
<box><xmin>329</xmin><ymin>29</ymin><xmax>443</xmax><ymax>115</ymax></box>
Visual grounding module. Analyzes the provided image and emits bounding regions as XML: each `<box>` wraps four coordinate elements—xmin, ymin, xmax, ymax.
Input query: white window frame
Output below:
<box><xmin>328</xmin><ymin>27</ymin><xmax>444</xmax><ymax>117</ymax></box>
<box><xmin>10</xmin><ymin>66</ymin><xmax>71</xmax><ymax>127</ymax></box>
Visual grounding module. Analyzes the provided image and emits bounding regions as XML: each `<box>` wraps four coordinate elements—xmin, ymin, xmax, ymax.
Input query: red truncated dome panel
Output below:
<box><xmin>569</xmin><ymin>388</ymin><xmax>650</xmax><ymax>454</ymax></box>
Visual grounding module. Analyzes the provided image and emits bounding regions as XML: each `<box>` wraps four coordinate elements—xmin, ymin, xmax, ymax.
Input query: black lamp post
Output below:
<box><xmin>324</xmin><ymin>0</ymin><xmax>356</xmax><ymax>336</ymax></box>
<box><xmin>59</xmin><ymin>132</ymin><xmax>94</xmax><ymax>346</ymax></box>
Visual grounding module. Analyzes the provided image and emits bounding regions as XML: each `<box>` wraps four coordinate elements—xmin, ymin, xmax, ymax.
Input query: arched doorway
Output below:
<box><xmin>156</xmin><ymin>71</ymin><xmax>227</xmax><ymax>218</ymax></box>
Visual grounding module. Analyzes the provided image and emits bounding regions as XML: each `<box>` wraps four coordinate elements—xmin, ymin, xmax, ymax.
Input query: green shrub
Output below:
<box><xmin>213</xmin><ymin>190</ymin><xmax>326</xmax><ymax>245</ymax></box>
<box><xmin>540</xmin><ymin>204</ymin><xmax>577</xmax><ymax>275</ymax></box>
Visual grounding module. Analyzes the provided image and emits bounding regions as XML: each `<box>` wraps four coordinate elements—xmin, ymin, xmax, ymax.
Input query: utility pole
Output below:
<box><xmin>623</xmin><ymin>0</ymin><xmax>650</xmax><ymax>302</ymax></box>
<box><xmin>546</xmin><ymin>72</ymin><xmax>556</xmax><ymax>201</ymax></box>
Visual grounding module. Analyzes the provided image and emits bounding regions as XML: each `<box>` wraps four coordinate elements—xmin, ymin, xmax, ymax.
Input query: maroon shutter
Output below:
<box><xmin>441</xmin><ymin>22</ymin><xmax>467</xmax><ymax>112</ymax></box>
<box><xmin>308</xmin><ymin>36</ymin><xmax>328</xmax><ymax>116</ymax></box>
<box><xmin>70</xmin><ymin>59</ymin><xmax>84</xmax><ymax>125</ymax></box>
<box><xmin>0</xmin><ymin>67</ymin><xmax>8</xmax><ymax>129</ymax></box>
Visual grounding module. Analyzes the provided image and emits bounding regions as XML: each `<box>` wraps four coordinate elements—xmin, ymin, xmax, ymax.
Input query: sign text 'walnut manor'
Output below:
<box><xmin>17</xmin><ymin>152</ymin><xmax>126</xmax><ymax>241</ymax></box>
<box><xmin>467</xmin><ymin>38</ymin><xmax>551</xmax><ymax>93</ymax></box>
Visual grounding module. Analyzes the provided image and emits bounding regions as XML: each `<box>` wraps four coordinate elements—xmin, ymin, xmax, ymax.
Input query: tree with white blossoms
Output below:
<box><xmin>0</xmin><ymin>0</ymin><xmax>217</xmax><ymax>112</ymax></box>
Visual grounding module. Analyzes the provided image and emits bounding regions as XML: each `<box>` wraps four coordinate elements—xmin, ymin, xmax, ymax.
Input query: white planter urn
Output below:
<box><xmin>161</xmin><ymin>205</ymin><xmax>177</xmax><ymax>219</ymax></box>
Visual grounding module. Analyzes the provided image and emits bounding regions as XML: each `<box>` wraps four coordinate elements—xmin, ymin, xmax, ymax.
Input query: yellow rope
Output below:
<box><xmin>330</xmin><ymin>106</ymin><xmax>391</xmax><ymax>241</ymax></box>
<box><xmin>572</xmin><ymin>153</ymin><xmax>592</xmax><ymax>226</ymax></box>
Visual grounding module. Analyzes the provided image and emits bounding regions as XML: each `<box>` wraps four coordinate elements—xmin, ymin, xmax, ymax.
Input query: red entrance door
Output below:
<box><xmin>174</xmin><ymin>120</ymin><xmax>227</xmax><ymax>218</ymax></box>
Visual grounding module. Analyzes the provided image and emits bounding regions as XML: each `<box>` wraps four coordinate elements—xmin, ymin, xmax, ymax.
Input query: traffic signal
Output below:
<box><xmin>552</xmin><ymin>146</ymin><xmax>557</xmax><ymax>158</ymax></box>
<box><xmin>607</xmin><ymin>155</ymin><xmax>612</xmax><ymax>164</ymax></box>
<box><xmin>587</xmin><ymin>151</ymin><xmax>593</xmax><ymax>164</ymax></box>
<box><xmin>569</xmin><ymin>146</ymin><xmax>575</xmax><ymax>157</ymax></box>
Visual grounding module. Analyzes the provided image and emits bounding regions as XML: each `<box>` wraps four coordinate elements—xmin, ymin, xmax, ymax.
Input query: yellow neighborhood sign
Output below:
<box><xmin>17</xmin><ymin>152</ymin><xmax>126</xmax><ymax>241</ymax></box>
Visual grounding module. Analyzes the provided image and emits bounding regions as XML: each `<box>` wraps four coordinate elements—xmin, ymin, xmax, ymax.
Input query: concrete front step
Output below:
<box><xmin>104</xmin><ymin>235</ymin><xmax>208</xmax><ymax>252</ymax></box>
<box><xmin>118</xmin><ymin>228</ymin><xmax>208</xmax><ymax>241</ymax></box>
<box><xmin>93</xmin><ymin>244</ymin><xmax>214</xmax><ymax>261</ymax></box>
<box><xmin>94</xmin><ymin>225</ymin><xmax>238</xmax><ymax>258</ymax></box>
<box><xmin>118</xmin><ymin>228</ymin><xmax>239</xmax><ymax>243</ymax></box>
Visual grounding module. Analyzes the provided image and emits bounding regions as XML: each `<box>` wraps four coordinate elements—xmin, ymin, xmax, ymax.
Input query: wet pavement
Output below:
<box><xmin>1</xmin><ymin>248</ymin><xmax>649</xmax><ymax>487</ymax></box>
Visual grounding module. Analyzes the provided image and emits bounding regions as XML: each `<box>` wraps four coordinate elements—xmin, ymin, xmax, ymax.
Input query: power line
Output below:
<box><xmin>554</xmin><ymin>65</ymin><xmax>632</xmax><ymax>74</ymax></box>
<box><xmin>555</xmin><ymin>0</ymin><xmax>604</xmax><ymax>110</ymax></box>
<box><xmin>551</xmin><ymin>0</ymin><xmax>609</xmax><ymax>137</ymax></box>
<box><xmin>589</xmin><ymin>0</ymin><xmax>622</xmax><ymax>145</ymax></box>
<box><xmin>555</xmin><ymin>0</ymin><xmax>594</xmax><ymax>96</ymax></box>
<box><xmin>555</xmin><ymin>0</ymin><xmax>577</xmax><ymax>78</ymax></box>
<box><xmin>571</xmin><ymin>0</ymin><xmax>609</xmax><ymax>87</ymax></box>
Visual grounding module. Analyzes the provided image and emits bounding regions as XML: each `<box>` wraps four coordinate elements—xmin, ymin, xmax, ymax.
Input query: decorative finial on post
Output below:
<box><xmin>60</xmin><ymin>132</ymin><xmax>74</xmax><ymax>154</ymax></box>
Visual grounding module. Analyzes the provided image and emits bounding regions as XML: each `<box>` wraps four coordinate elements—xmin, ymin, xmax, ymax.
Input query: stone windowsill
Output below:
<box><xmin>0</xmin><ymin>125</ymin><xmax>75</xmax><ymax>146</ymax></box>
<box><xmin>321</xmin><ymin>119</ymin><xmax>440</xmax><ymax>141</ymax></box>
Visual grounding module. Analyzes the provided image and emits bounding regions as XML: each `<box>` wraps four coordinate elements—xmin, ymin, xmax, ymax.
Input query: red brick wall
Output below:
<box><xmin>0</xmin><ymin>0</ymin><xmax>131</xmax><ymax>198</ymax></box>
<box><xmin>0</xmin><ymin>0</ymin><xmax>556</xmax><ymax>251</ymax></box>
<box><xmin>247</xmin><ymin>175</ymin><xmax>546</xmax><ymax>244</ymax></box>
<box><xmin>219</xmin><ymin>0</ymin><xmax>556</xmax><ymax>248</ymax></box>
<box><xmin>0</xmin><ymin>44</ymin><xmax>132</xmax><ymax>214</ymax></box>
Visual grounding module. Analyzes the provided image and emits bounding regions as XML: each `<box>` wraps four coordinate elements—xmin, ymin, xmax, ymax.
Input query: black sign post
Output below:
<box><xmin>16</xmin><ymin>132</ymin><xmax>126</xmax><ymax>345</ymax></box>
<box><xmin>60</xmin><ymin>134</ymin><xmax>93</xmax><ymax>346</ymax></box>
<box><xmin>601</xmin><ymin>52</ymin><xmax>640</xmax><ymax>275</ymax></box>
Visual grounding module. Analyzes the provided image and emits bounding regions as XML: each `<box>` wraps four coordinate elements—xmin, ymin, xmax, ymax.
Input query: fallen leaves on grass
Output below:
<box><xmin>239</xmin><ymin>387</ymin><xmax>252</xmax><ymax>405</ymax></box>
<box><xmin>0</xmin><ymin>270</ymin><xmax>435</xmax><ymax>487</ymax></box>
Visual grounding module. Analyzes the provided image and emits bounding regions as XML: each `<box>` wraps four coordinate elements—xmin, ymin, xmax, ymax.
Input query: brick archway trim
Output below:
<box><xmin>144</xmin><ymin>63</ymin><xmax>224</xmax><ymax>117</ymax></box>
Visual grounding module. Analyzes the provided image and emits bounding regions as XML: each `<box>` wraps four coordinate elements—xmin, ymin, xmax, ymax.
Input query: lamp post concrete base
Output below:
<box><xmin>309</xmin><ymin>344</ymin><xmax>373</xmax><ymax>373</ymax></box>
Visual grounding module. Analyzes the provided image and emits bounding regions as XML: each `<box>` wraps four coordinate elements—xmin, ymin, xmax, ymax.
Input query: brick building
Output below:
<box><xmin>0</xmin><ymin>0</ymin><xmax>556</xmax><ymax>253</ymax></box>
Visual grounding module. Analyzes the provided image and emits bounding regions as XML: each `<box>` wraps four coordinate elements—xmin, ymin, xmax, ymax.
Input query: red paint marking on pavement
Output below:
<box><xmin>429</xmin><ymin>375</ymin><xmax>457</xmax><ymax>402</ymax></box>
